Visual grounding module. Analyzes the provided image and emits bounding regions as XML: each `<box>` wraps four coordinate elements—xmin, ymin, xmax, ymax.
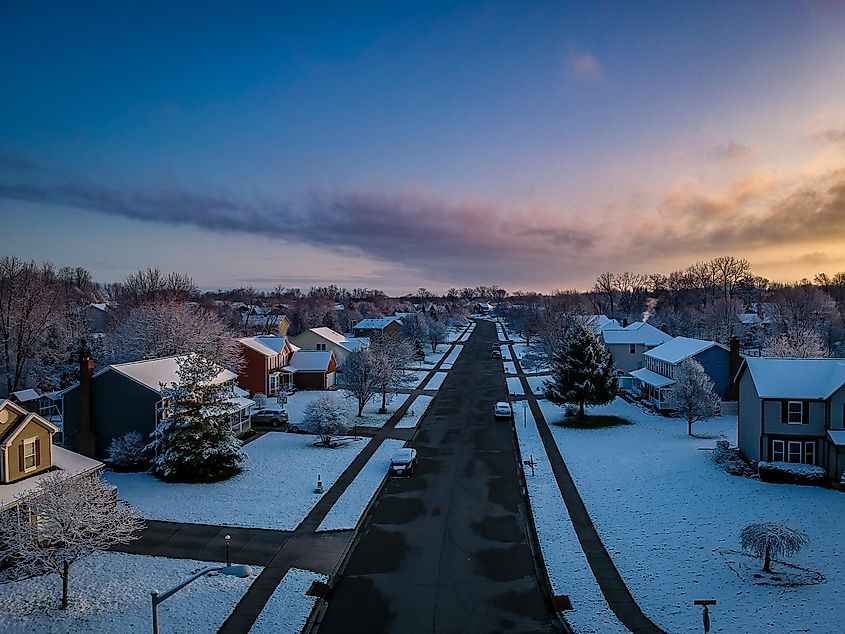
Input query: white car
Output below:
<box><xmin>494</xmin><ymin>401</ymin><xmax>513</xmax><ymax>419</ymax></box>
<box><xmin>388</xmin><ymin>448</ymin><xmax>417</xmax><ymax>476</ymax></box>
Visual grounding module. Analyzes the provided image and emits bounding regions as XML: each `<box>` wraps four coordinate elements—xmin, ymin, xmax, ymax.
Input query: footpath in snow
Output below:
<box><xmin>513</xmin><ymin>406</ymin><xmax>628</xmax><ymax>634</ymax></box>
<box><xmin>250</xmin><ymin>568</ymin><xmax>326</xmax><ymax>634</ymax></box>
<box><xmin>0</xmin><ymin>551</ymin><xmax>260</xmax><ymax>634</ymax></box>
<box><xmin>107</xmin><ymin>433</ymin><xmax>369</xmax><ymax>530</ymax></box>
<box><xmin>318</xmin><ymin>438</ymin><xmax>405</xmax><ymax>532</ymax></box>
<box><xmin>394</xmin><ymin>395</ymin><xmax>434</xmax><ymax>429</ymax></box>
<box><xmin>542</xmin><ymin>397</ymin><xmax>845</xmax><ymax>633</ymax></box>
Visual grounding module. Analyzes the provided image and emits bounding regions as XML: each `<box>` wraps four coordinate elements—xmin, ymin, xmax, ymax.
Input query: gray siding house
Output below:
<box><xmin>63</xmin><ymin>355</ymin><xmax>253</xmax><ymax>460</ymax></box>
<box><xmin>737</xmin><ymin>357</ymin><xmax>845</xmax><ymax>480</ymax></box>
<box><xmin>601</xmin><ymin>322</ymin><xmax>673</xmax><ymax>375</ymax></box>
<box><xmin>630</xmin><ymin>336</ymin><xmax>734</xmax><ymax>410</ymax></box>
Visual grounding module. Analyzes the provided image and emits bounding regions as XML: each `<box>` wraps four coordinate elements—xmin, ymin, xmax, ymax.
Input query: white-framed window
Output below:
<box><xmin>787</xmin><ymin>441</ymin><xmax>803</xmax><ymax>464</ymax></box>
<box><xmin>269</xmin><ymin>372</ymin><xmax>280</xmax><ymax>395</ymax></box>
<box><xmin>317</xmin><ymin>343</ymin><xmax>327</xmax><ymax>351</ymax></box>
<box><xmin>804</xmin><ymin>441</ymin><xmax>816</xmax><ymax>465</ymax></box>
<box><xmin>787</xmin><ymin>401</ymin><xmax>803</xmax><ymax>424</ymax></box>
<box><xmin>23</xmin><ymin>437</ymin><xmax>37</xmax><ymax>471</ymax></box>
<box><xmin>772</xmin><ymin>439</ymin><xmax>785</xmax><ymax>462</ymax></box>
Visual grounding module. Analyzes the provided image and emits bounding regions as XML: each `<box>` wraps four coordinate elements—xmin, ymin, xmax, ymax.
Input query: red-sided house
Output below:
<box><xmin>287</xmin><ymin>351</ymin><xmax>338</xmax><ymax>390</ymax></box>
<box><xmin>237</xmin><ymin>335</ymin><xmax>296</xmax><ymax>396</ymax></box>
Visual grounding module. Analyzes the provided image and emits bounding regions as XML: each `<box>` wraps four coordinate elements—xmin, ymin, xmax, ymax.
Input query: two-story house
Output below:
<box><xmin>737</xmin><ymin>357</ymin><xmax>845</xmax><ymax>480</ymax></box>
<box><xmin>238</xmin><ymin>335</ymin><xmax>298</xmax><ymax>395</ymax></box>
<box><xmin>0</xmin><ymin>399</ymin><xmax>102</xmax><ymax>511</ymax></box>
<box><xmin>352</xmin><ymin>317</ymin><xmax>402</xmax><ymax>339</ymax></box>
<box><xmin>291</xmin><ymin>327</ymin><xmax>368</xmax><ymax>365</ymax></box>
<box><xmin>630</xmin><ymin>336</ymin><xmax>732</xmax><ymax>410</ymax></box>
<box><xmin>601</xmin><ymin>322</ymin><xmax>674</xmax><ymax>375</ymax></box>
<box><xmin>62</xmin><ymin>354</ymin><xmax>253</xmax><ymax>460</ymax></box>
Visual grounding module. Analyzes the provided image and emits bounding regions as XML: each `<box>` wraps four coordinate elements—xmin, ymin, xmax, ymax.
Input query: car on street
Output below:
<box><xmin>491</xmin><ymin>348</ymin><xmax>502</xmax><ymax>359</ymax></box>
<box><xmin>494</xmin><ymin>401</ymin><xmax>513</xmax><ymax>419</ymax></box>
<box><xmin>250</xmin><ymin>409</ymin><xmax>291</xmax><ymax>428</ymax></box>
<box><xmin>388</xmin><ymin>447</ymin><xmax>417</xmax><ymax>476</ymax></box>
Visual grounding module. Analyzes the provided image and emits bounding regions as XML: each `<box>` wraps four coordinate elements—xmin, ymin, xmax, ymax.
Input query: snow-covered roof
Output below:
<box><xmin>89</xmin><ymin>302</ymin><xmax>109</xmax><ymax>312</ymax></box>
<box><xmin>743</xmin><ymin>357</ymin><xmax>845</xmax><ymax>400</ymax></box>
<box><xmin>308</xmin><ymin>327</ymin><xmax>347</xmax><ymax>345</ymax></box>
<box><xmin>286</xmin><ymin>351</ymin><xmax>334</xmax><ymax>372</ymax></box>
<box><xmin>827</xmin><ymin>430</ymin><xmax>845</xmax><ymax>446</ymax></box>
<box><xmin>11</xmin><ymin>389</ymin><xmax>41</xmax><ymax>403</ymax></box>
<box><xmin>602</xmin><ymin>322</ymin><xmax>673</xmax><ymax>346</ymax></box>
<box><xmin>238</xmin><ymin>335</ymin><xmax>290</xmax><ymax>357</ymax></box>
<box><xmin>0</xmin><ymin>446</ymin><xmax>103</xmax><ymax>511</ymax></box>
<box><xmin>645</xmin><ymin>337</ymin><xmax>727</xmax><ymax>364</ymax></box>
<box><xmin>354</xmin><ymin>317</ymin><xmax>401</xmax><ymax>331</ymax></box>
<box><xmin>108</xmin><ymin>355</ymin><xmax>237</xmax><ymax>393</ymax></box>
<box><xmin>587</xmin><ymin>315</ymin><xmax>621</xmax><ymax>333</ymax></box>
<box><xmin>630</xmin><ymin>368</ymin><xmax>675</xmax><ymax>389</ymax></box>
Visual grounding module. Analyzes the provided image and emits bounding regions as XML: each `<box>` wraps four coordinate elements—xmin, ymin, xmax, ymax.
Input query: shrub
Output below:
<box><xmin>757</xmin><ymin>461</ymin><xmax>827</xmax><ymax>485</ymax></box>
<box><xmin>712</xmin><ymin>440</ymin><xmax>754</xmax><ymax>476</ymax></box>
<box><xmin>253</xmin><ymin>392</ymin><xmax>267</xmax><ymax>409</ymax></box>
<box><xmin>107</xmin><ymin>432</ymin><xmax>149</xmax><ymax>471</ymax></box>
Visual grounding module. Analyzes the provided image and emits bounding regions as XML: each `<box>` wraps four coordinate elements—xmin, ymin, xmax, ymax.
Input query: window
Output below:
<box><xmin>772</xmin><ymin>440</ymin><xmax>785</xmax><ymax>462</ymax></box>
<box><xmin>317</xmin><ymin>343</ymin><xmax>327</xmax><ymax>351</ymax></box>
<box><xmin>787</xmin><ymin>401</ymin><xmax>803</xmax><ymax>424</ymax></box>
<box><xmin>787</xmin><ymin>441</ymin><xmax>803</xmax><ymax>464</ymax></box>
<box><xmin>23</xmin><ymin>438</ymin><xmax>37</xmax><ymax>471</ymax></box>
<box><xmin>629</xmin><ymin>344</ymin><xmax>636</xmax><ymax>355</ymax></box>
<box><xmin>269</xmin><ymin>373</ymin><xmax>280</xmax><ymax>395</ymax></box>
<box><xmin>804</xmin><ymin>441</ymin><xmax>816</xmax><ymax>465</ymax></box>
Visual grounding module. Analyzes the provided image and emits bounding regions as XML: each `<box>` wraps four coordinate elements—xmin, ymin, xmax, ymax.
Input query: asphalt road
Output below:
<box><xmin>317</xmin><ymin>319</ymin><xmax>560</xmax><ymax>634</ymax></box>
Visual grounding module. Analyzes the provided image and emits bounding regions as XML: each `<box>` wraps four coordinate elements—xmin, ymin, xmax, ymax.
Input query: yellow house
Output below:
<box><xmin>0</xmin><ymin>399</ymin><xmax>102</xmax><ymax>511</ymax></box>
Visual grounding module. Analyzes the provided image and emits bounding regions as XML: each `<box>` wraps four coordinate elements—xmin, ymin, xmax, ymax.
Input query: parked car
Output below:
<box><xmin>388</xmin><ymin>448</ymin><xmax>417</xmax><ymax>476</ymax></box>
<box><xmin>251</xmin><ymin>409</ymin><xmax>290</xmax><ymax>428</ymax></box>
<box><xmin>491</xmin><ymin>349</ymin><xmax>502</xmax><ymax>359</ymax></box>
<box><xmin>494</xmin><ymin>401</ymin><xmax>513</xmax><ymax>419</ymax></box>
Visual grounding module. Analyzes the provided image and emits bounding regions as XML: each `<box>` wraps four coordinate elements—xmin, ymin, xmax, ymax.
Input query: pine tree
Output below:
<box><xmin>147</xmin><ymin>354</ymin><xmax>245</xmax><ymax>482</ymax></box>
<box><xmin>544</xmin><ymin>325</ymin><xmax>618</xmax><ymax>417</ymax></box>
<box><xmin>413</xmin><ymin>339</ymin><xmax>426</xmax><ymax>362</ymax></box>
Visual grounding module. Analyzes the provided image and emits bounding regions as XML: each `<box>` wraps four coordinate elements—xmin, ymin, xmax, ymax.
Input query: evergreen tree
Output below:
<box><xmin>544</xmin><ymin>325</ymin><xmax>618</xmax><ymax>417</ymax></box>
<box><xmin>148</xmin><ymin>354</ymin><xmax>245</xmax><ymax>482</ymax></box>
<box><xmin>413</xmin><ymin>338</ymin><xmax>426</xmax><ymax>362</ymax></box>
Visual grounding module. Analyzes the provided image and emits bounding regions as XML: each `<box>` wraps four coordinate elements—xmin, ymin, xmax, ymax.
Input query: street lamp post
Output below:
<box><xmin>224</xmin><ymin>534</ymin><xmax>231</xmax><ymax>566</ymax></box>
<box><xmin>151</xmin><ymin>565</ymin><xmax>252</xmax><ymax>634</ymax></box>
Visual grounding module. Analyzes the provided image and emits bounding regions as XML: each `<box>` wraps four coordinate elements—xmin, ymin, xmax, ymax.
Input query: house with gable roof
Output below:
<box><xmin>601</xmin><ymin>321</ymin><xmax>674</xmax><ymax>375</ymax></box>
<box><xmin>352</xmin><ymin>317</ymin><xmax>402</xmax><ymax>339</ymax></box>
<box><xmin>291</xmin><ymin>327</ymin><xmax>368</xmax><ymax>364</ymax></box>
<box><xmin>737</xmin><ymin>357</ymin><xmax>845</xmax><ymax>480</ymax></box>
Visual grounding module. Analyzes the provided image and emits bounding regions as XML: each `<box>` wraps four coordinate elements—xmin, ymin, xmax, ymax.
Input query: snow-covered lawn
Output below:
<box><xmin>541</xmin><ymin>397</ymin><xmax>845</xmax><ymax>633</ymax></box>
<box><xmin>421</xmin><ymin>371</ymin><xmax>448</xmax><ymax>391</ymax></box>
<box><xmin>526</xmin><ymin>374</ymin><xmax>550</xmax><ymax>395</ymax></box>
<box><xmin>404</xmin><ymin>369</ymin><xmax>431</xmax><ymax>389</ymax></box>
<box><xmin>318</xmin><ymin>439</ymin><xmax>405</xmax><ymax>532</ymax></box>
<box><xmin>514</xmin><ymin>404</ymin><xmax>626</xmax><ymax>633</ymax></box>
<box><xmin>394</xmin><ymin>395</ymin><xmax>434</xmax><ymax>429</ymax></box>
<box><xmin>0</xmin><ymin>551</ymin><xmax>260</xmax><ymax>633</ymax></box>
<box><xmin>250</xmin><ymin>568</ymin><xmax>326</xmax><ymax>634</ymax></box>
<box><xmin>107</xmin><ymin>433</ymin><xmax>369</xmax><ymax>530</ymax></box>
<box><xmin>413</xmin><ymin>348</ymin><xmax>449</xmax><ymax>369</ymax></box>
<box><xmin>270</xmin><ymin>389</ymin><xmax>408</xmax><ymax>429</ymax></box>
<box><xmin>506</xmin><ymin>376</ymin><xmax>524</xmax><ymax>396</ymax></box>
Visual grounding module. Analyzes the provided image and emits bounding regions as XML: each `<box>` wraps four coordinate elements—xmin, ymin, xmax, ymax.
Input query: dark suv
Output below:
<box><xmin>251</xmin><ymin>409</ymin><xmax>290</xmax><ymax>428</ymax></box>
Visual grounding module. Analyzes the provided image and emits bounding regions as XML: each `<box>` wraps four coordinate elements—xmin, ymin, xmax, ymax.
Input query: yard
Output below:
<box><xmin>250</xmin><ymin>568</ymin><xmax>326</xmax><ymax>634</ymax></box>
<box><xmin>0</xmin><ymin>551</ymin><xmax>259</xmax><ymax>633</ymax></box>
<box><xmin>106</xmin><ymin>433</ymin><xmax>369</xmax><ymax>530</ymax></box>
<box><xmin>540</xmin><ymin>397</ymin><xmax>845</xmax><ymax>633</ymax></box>
<box><xmin>266</xmin><ymin>388</ymin><xmax>411</xmax><ymax>429</ymax></box>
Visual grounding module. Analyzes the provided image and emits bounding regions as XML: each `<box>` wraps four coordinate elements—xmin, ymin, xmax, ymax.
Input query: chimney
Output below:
<box><xmin>622</xmin><ymin>318</ymin><xmax>629</xmax><ymax>328</ymax></box>
<box><xmin>75</xmin><ymin>342</ymin><xmax>97</xmax><ymax>458</ymax></box>
<box><xmin>726</xmin><ymin>336</ymin><xmax>741</xmax><ymax>402</ymax></box>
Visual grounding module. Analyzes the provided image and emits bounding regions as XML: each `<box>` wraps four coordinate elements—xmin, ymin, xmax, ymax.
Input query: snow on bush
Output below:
<box><xmin>712</xmin><ymin>439</ymin><xmax>753</xmax><ymax>477</ymax></box>
<box><xmin>757</xmin><ymin>461</ymin><xmax>827</xmax><ymax>485</ymax></box>
<box><xmin>107</xmin><ymin>432</ymin><xmax>149</xmax><ymax>471</ymax></box>
<box><xmin>253</xmin><ymin>392</ymin><xmax>268</xmax><ymax>409</ymax></box>
<box><xmin>301</xmin><ymin>395</ymin><xmax>349</xmax><ymax>447</ymax></box>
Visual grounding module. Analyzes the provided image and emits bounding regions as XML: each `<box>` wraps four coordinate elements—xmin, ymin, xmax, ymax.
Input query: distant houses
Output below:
<box><xmin>291</xmin><ymin>327</ymin><xmax>369</xmax><ymax>364</ymax></box>
<box><xmin>737</xmin><ymin>357</ymin><xmax>845</xmax><ymax>480</ymax></box>
<box><xmin>62</xmin><ymin>354</ymin><xmax>254</xmax><ymax>460</ymax></box>
<box><xmin>352</xmin><ymin>317</ymin><xmax>402</xmax><ymax>339</ymax></box>
<box><xmin>0</xmin><ymin>399</ymin><xmax>102</xmax><ymax>511</ymax></box>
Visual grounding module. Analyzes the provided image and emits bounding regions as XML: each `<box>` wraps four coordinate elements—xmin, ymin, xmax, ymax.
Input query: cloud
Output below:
<box><xmin>810</xmin><ymin>129</ymin><xmax>845</xmax><ymax>145</ymax></box>
<box><xmin>704</xmin><ymin>142</ymin><xmax>754</xmax><ymax>163</ymax></box>
<box><xmin>566</xmin><ymin>48</ymin><xmax>602</xmax><ymax>80</ymax></box>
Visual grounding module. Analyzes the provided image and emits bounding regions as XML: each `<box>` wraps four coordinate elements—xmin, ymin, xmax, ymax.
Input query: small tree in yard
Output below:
<box><xmin>544</xmin><ymin>325</ymin><xmax>617</xmax><ymax>418</ymax></box>
<box><xmin>107</xmin><ymin>431</ymin><xmax>148</xmax><ymax>471</ymax></box>
<box><xmin>371</xmin><ymin>334</ymin><xmax>414</xmax><ymax>414</ymax></box>
<box><xmin>740</xmin><ymin>522</ymin><xmax>807</xmax><ymax>573</ymax></box>
<box><xmin>413</xmin><ymin>339</ymin><xmax>425</xmax><ymax>362</ymax></box>
<box><xmin>147</xmin><ymin>354</ymin><xmax>245</xmax><ymax>483</ymax></box>
<box><xmin>337</xmin><ymin>349</ymin><xmax>380</xmax><ymax>417</ymax></box>
<box><xmin>302</xmin><ymin>396</ymin><xmax>349</xmax><ymax>447</ymax></box>
<box><xmin>0</xmin><ymin>472</ymin><xmax>144</xmax><ymax>609</ymax></box>
<box><xmin>666</xmin><ymin>358</ymin><xmax>720</xmax><ymax>436</ymax></box>
<box><xmin>427</xmin><ymin>320</ymin><xmax>448</xmax><ymax>352</ymax></box>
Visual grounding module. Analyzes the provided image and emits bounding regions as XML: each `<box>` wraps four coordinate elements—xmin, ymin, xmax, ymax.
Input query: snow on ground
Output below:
<box><xmin>526</xmin><ymin>374</ymin><xmax>550</xmax><ymax>396</ymax></box>
<box><xmin>107</xmin><ymin>433</ymin><xmax>369</xmax><ymax>530</ymax></box>
<box><xmin>440</xmin><ymin>344</ymin><xmax>463</xmax><ymax>370</ymax></box>
<box><xmin>394</xmin><ymin>395</ymin><xmax>434</xmax><ymax>429</ymax></box>
<box><xmin>318</xmin><ymin>438</ymin><xmax>405</xmax><ymax>531</ymax></box>
<box><xmin>404</xmin><ymin>369</ymin><xmax>431</xmax><ymax>389</ymax></box>
<box><xmin>514</xmin><ymin>407</ymin><xmax>627</xmax><ymax>633</ymax></box>
<box><xmin>506</xmin><ymin>376</ymin><xmax>524</xmax><ymax>396</ymax></box>
<box><xmin>0</xmin><ymin>551</ymin><xmax>260</xmax><ymax>634</ymax></box>
<box><xmin>270</xmin><ymin>389</ymin><xmax>404</xmax><ymax>429</ymax></box>
<box><xmin>415</xmin><ymin>348</ymin><xmax>449</xmax><ymax>369</ymax></box>
<box><xmin>250</xmin><ymin>568</ymin><xmax>326</xmax><ymax>634</ymax></box>
<box><xmin>503</xmin><ymin>360</ymin><xmax>517</xmax><ymax>374</ymax></box>
<box><xmin>422</xmin><ymin>371</ymin><xmax>448</xmax><ymax>391</ymax></box>
<box><xmin>541</xmin><ymin>397</ymin><xmax>845</xmax><ymax>633</ymax></box>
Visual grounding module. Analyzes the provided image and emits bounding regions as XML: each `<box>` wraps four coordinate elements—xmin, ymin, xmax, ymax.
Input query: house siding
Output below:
<box><xmin>238</xmin><ymin>346</ymin><xmax>269</xmax><ymax>395</ymax></box>
<box><xmin>606</xmin><ymin>343</ymin><xmax>651</xmax><ymax>374</ymax></box>
<box><xmin>830</xmin><ymin>385</ymin><xmax>845</xmax><ymax>430</ymax></box>
<box><xmin>762</xmin><ymin>400</ymin><xmax>826</xmax><ymax>436</ymax></box>
<box><xmin>737</xmin><ymin>370</ymin><xmax>762</xmax><ymax>463</ymax></box>
<box><xmin>291</xmin><ymin>331</ymin><xmax>351</xmax><ymax>364</ymax></box>
<box><xmin>691</xmin><ymin>346</ymin><xmax>732</xmax><ymax>400</ymax></box>
<box><xmin>5</xmin><ymin>420</ymin><xmax>53</xmax><ymax>483</ymax></box>
<box><xmin>63</xmin><ymin>370</ymin><xmax>160</xmax><ymax>460</ymax></box>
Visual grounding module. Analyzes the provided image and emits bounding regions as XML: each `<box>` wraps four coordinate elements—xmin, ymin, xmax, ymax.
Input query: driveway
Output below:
<box><xmin>317</xmin><ymin>319</ymin><xmax>561</xmax><ymax>633</ymax></box>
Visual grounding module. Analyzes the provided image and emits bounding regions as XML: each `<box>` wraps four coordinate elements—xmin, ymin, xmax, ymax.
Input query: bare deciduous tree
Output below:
<box><xmin>740</xmin><ymin>522</ymin><xmax>807</xmax><ymax>573</ymax></box>
<box><xmin>665</xmin><ymin>358</ymin><xmax>720</xmax><ymax>435</ymax></box>
<box><xmin>337</xmin><ymin>349</ymin><xmax>381</xmax><ymax>417</ymax></box>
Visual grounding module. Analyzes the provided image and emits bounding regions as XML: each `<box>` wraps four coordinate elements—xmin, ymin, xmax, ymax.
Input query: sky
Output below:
<box><xmin>3</xmin><ymin>1</ymin><xmax>845</xmax><ymax>294</ymax></box>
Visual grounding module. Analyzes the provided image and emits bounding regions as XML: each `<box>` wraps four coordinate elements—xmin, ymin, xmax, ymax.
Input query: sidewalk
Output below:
<box><xmin>508</xmin><ymin>340</ymin><xmax>664</xmax><ymax>634</ymax></box>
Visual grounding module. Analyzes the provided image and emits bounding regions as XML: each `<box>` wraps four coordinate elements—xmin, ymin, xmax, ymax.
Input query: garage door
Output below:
<box><xmin>326</xmin><ymin>371</ymin><xmax>336</xmax><ymax>388</ymax></box>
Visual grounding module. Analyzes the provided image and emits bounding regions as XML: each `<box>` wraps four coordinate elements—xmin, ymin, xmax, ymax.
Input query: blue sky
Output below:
<box><xmin>3</xmin><ymin>2</ymin><xmax>845</xmax><ymax>293</ymax></box>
